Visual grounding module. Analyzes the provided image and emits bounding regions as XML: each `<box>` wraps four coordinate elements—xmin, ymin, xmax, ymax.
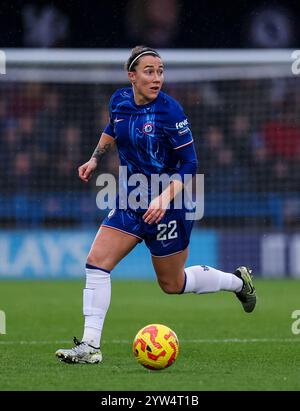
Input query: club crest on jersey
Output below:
<box><xmin>142</xmin><ymin>122</ymin><xmax>155</xmax><ymax>134</ymax></box>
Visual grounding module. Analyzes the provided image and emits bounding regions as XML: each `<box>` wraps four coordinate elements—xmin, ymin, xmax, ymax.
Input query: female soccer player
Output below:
<box><xmin>56</xmin><ymin>46</ymin><xmax>256</xmax><ymax>364</ymax></box>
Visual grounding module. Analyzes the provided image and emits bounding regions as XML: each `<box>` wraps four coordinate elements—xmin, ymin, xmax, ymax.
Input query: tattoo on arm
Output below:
<box><xmin>91</xmin><ymin>143</ymin><xmax>112</xmax><ymax>165</ymax></box>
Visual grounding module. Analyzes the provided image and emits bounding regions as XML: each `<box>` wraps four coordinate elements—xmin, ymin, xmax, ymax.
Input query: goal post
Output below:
<box><xmin>2</xmin><ymin>48</ymin><xmax>295</xmax><ymax>83</ymax></box>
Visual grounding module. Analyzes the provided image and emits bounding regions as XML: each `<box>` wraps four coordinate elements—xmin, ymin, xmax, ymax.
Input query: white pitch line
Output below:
<box><xmin>0</xmin><ymin>338</ymin><xmax>299</xmax><ymax>345</ymax></box>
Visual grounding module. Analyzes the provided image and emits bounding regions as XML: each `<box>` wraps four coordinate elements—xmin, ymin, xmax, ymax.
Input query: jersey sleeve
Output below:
<box><xmin>103</xmin><ymin>121</ymin><xmax>115</xmax><ymax>138</ymax></box>
<box><xmin>163</xmin><ymin>101</ymin><xmax>193</xmax><ymax>150</ymax></box>
<box><xmin>103</xmin><ymin>93</ymin><xmax>116</xmax><ymax>138</ymax></box>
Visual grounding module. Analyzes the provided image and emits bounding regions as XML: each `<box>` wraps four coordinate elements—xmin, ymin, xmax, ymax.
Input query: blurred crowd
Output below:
<box><xmin>0</xmin><ymin>83</ymin><xmax>103</xmax><ymax>194</ymax></box>
<box><xmin>188</xmin><ymin>77</ymin><xmax>300</xmax><ymax>227</ymax></box>
<box><xmin>0</xmin><ymin>78</ymin><xmax>300</xmax><ymax>197</ymax></box>
<box><xmin>188</xmin><ymin>79</ymin><xmax>300</xmax><ymax>194</ymax></box>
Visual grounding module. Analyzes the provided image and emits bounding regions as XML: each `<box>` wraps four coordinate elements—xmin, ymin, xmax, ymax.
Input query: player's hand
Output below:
<box><xmin>78</xmin><ymin>158</ymin><xmax>98</xmax><ymax>182</ymax></box>
<box><xmin>143</xmin><ymin>194</ymin><xmax>170</xmax><ymax>225</ymax></box>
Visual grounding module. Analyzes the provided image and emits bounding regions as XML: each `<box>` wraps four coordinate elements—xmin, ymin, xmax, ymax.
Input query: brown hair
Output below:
<box><xmin>125</xmin><ymin>45</ymin><xmax>161</xmax><ymax>72</ymax></box>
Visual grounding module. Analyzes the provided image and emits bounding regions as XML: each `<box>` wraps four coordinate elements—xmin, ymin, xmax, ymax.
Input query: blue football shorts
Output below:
<box><xmin>101</xmin><ymin>207</ymin><xmax>194</xmax><ymax>257</ymax></box>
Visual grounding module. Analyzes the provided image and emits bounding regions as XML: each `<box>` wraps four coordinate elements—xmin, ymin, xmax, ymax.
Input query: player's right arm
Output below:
<box><xmin>78</xmin><ymin>132</ymin><xmax>115</xmax><ymax>182</ymax></box>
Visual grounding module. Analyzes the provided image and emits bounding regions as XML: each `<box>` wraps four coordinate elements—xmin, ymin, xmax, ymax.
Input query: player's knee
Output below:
<box><xmin>158</xmin><ymin>279</ymin><xmax>182</xmax><ymax>294</ymax></box>
<box><xmin>86</xmin><ymin>253</ymin><xmax>98</xmax><ymax>266</ymax></box>
<box><xmin>86</xmin><ymin>253</ymin><xmax>111</xmax><ymax>270</ymax></box>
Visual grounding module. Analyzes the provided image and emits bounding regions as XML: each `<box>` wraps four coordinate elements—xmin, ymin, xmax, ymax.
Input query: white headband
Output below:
<box><xmin>128</xmin><ymin>51</ymin><xmax>159</xmax><ymax>71</ymax></box>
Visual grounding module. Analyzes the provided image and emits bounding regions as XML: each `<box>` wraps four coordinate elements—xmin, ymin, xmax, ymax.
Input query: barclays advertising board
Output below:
<box><xmin>0</xmin><ymin>229</ymin><xmax>218</xmax><ymax>279</ymax></box>
<box><xmin>0</xmin><ymin>229</ymin><xmax>298</xmax><ymax>279</ymax></box>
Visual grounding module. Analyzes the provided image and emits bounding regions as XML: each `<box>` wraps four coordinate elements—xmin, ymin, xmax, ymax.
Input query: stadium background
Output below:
<box><xmin>0</xmin><ymin>0</ymin><xmax>299</xmax><ymax>280</ymax></box>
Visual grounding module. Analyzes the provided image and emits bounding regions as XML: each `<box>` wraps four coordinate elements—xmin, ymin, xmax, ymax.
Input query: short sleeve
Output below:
<box><xmin>103</xmin><ymin>121</ymin><xmax>115</xmax><ymax>138</ymax></box>
<box><xmin>103</xmin><ymin>93</ymin><xmax>116</xmax><ymax>138</ymax></box>
<box><xmin>163</xmin><ymin>101</ymin><xmax>193</xmax><ymax>150</ymax></box>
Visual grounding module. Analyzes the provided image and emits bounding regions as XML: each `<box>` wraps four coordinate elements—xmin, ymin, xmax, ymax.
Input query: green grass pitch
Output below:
<box><xmin>0</xmin><ymin>278</ymin><xmax>300</xmax><ymax>391</ymax></box>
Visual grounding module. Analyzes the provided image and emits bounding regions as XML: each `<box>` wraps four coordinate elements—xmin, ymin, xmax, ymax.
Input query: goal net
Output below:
<box><xmin>0</xmin><ymin>49</ymin><xmax>299</xmax><ymax>276</ymax></box>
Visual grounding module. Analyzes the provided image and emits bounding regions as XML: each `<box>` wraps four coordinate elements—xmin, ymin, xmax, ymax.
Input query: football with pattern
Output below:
<box><xmin>133</xmin><ymin>324</ymin><xmax>179</xmax><ymax>370</ymax></box>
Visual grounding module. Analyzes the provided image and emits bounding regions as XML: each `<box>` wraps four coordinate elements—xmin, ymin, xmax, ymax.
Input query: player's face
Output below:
<box><xmin>129</xmin><ymin>56</ymin><xmax>164</xmax><ymax>105</ymax></box>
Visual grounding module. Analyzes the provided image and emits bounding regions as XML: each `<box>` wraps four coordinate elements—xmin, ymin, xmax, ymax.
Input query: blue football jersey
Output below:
<box><xmin>103</xmin><ymin>87</ymin><xmax>194</xmax><ymax>210</ymax></box>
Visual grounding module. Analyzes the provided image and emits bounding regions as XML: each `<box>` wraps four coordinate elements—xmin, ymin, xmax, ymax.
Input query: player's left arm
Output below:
<box><xmin>143</xmin><ymin>101</ymin><xmax>198</xmax><ymax>224</ymax></box>
<box><xmin>143</xmin><ymin>143</ymin><xmax>198</xmax><ymax>224</ymax></box>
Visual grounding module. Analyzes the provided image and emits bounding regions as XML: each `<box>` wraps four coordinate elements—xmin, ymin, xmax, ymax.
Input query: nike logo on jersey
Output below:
<box><xmin>114</xmin><ymin>118</ymin><xmax>125</xmax><ymax>123</ymax></box>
